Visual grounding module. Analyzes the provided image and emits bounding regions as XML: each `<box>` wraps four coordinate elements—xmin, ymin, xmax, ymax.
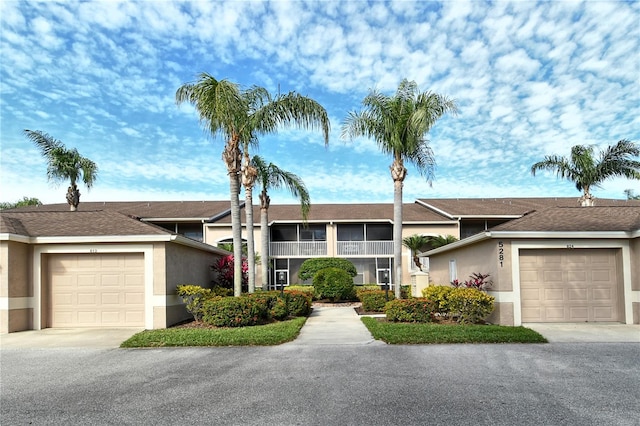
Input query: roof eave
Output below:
<box><xmin>415</xmin><ymin>200</ymin><xmax>455</xmax><ymax>219</ymax></box>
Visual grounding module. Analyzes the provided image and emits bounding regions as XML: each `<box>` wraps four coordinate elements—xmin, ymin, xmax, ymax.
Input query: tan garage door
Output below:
<box><xmin>49</xmin><ymin>253</ymin><xmax>145</xmax><ymax>327</ymax></box>
<box><xmin>520</xmin><ymin>248</ymin><xmax>620</xmax><ymax>322</ymax></box>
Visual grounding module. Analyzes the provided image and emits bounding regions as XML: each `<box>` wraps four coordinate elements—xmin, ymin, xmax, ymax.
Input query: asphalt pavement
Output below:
<box><xmin>1</xmin><ymin>306</ymin><xmax>639</xmax><ymax>425</ymax></box>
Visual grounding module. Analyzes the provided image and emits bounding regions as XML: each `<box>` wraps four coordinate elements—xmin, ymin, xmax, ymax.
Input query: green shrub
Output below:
<box><xmin>422</xmin><ymin>285</ymin><xmax>454</xmax><ymax>315</ymax></box>
<box><xmin>201</xmin><ymin>296</ymin><xmax>268</xmax><ymax>327</ymax></box>
<box><xmin>283</xmin><ymin>290</ymin><xmax>312</xmax><ymax>316</ymax></box>
<box><xmin>358</xmin><ymin>290</ymin><xmax>395</xmax><ymax>312</ymax></box>
<box><xmin>384</xmin><ymin>298</ymin><xmax>436</xmax><ymax>323</ymax></box>
<box><xmin>270</xmin><ymin>298</ymin><xmax>289</xmax><ymax>320</ymax></box>
<box><xmin>285</xmin><ymin>285</ymin><xmax>315</xmax><ymax>300</ymax></box>
<box><xmin>211</xmin><ymin>286</ymin><xmax>233</xmax><ymax>297</ymax></box>
<box><xmin>355</xmin><ymin>285</ymin><xmax>382</xmax><ymax>298</ymax></box>
<box><xmin>448</xmin><ymin>287</ymin><xmax>495</xmax><ymax>324</ymax></box>
<box><xmin>299</xmin><ymin>258</ymin><xmax>357</xmax><ymax>281</ymax></box>
<box><xmin>176</xmin><ymin>285</ymin><xmax>215</xmax><ymax>321</ymax></box>
<box><xmin>313</xmin><ymin>267</ymin><xmax>355</xmax><ymax>301</ymax></box>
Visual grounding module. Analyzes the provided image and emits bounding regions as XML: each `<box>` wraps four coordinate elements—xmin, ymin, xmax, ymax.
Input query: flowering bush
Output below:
<box><xmin>211</xmin><ymin>255</ymin><xmax>248</xmax><ymax>291</ymax></box>
<box><xmin>451</xmin><ymin>272</ymin><xmax>493</xmax><ymax>291</ymax></box>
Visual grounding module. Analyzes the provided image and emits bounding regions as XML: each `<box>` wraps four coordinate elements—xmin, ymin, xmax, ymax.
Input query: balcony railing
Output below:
<box><xmin>336</xmin><ymin>240</ymin><xmax>393</xmax><ymax>256</ymax></box>
<box><xmin>270</xmin><ymin>241</ymin><xmax>327</xmax><ymax>257</ymax></box>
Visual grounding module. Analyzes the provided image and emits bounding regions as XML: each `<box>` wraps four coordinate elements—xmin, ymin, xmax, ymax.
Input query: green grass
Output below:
<box><xmin>120</xmin><ymin>317</ymin><xmax>307</xmax><ymax>348</ymax></box>
<box><xmin>361</xmin><ymin>317</ymin><xmax>547</xmax><ymax>344</ymax></box>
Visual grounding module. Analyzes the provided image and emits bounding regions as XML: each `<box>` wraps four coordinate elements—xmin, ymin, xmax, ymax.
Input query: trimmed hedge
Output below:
<box><xmin>201</xmin><ymin>296</ymin><xmax>268</xmax><ymax>327</ymax></box>
<box><xmin>357</xmin><ymin>290</ymin><xmax>395</xmax><ymax>312</ymax></box>
<box><xmin>448</xmin><ymin>287</ymin><xmax>495</xmax><ymax>324</ymax></box>
<box><xmin>384</xmin><ymin>298</ymin><xmax>436</xmax><ymax>323</ymax></box>
<box><xmin>422</xmin><ymin>285</ymin><xmax>495</xmax><ymax>324</ymax></box>
<box><xmin>299</xmin><ymin>258</ymin><xmax>357</xmax><ymax>281</ymax></box>
<box><xmin>283</xmin><ymin>290</ymin><xmax>312</xmax><ymax>316</ymax></box>
<box><xmin>313</xmin><ymin>267</ymin><xmax>355</xmax><ymax>301</ymax></box>
<box><xmin>285</xmin><ymin>285</ymin><xmax>316</xmax><ymax>300</ymax></box>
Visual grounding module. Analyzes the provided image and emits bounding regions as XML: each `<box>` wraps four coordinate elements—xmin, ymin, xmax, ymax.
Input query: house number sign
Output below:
<box><xmin>498</xmin><ymin>241</ymin><xmax>504</xmax><ymax>267</ymax></box>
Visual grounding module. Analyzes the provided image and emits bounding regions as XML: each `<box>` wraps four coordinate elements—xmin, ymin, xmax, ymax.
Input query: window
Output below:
<box><xmin>449</xmin><ymin>259</ymin><xmax>457</xmax><ymax>283</ymax></box>
<box><xmin>337</xmin><ymin>224</ymin><xmax>364</xmax><ymax>241</ymax></box>
<box><xmin>271</xmin><ymin>225</ymin><xmax>297</xmax><ymax>241</ymax></box>
<box><xmin>300</xmin><ymin>225</ymin><xmax>326</xmax><ymax>241</ymax></box>
<box><xmin>366</xmin><ymin>224</ymin><xmax>392</xmax><ymax>241</ymax></box>
<box><xmin>178</xmin><ymin>223</ymin><xmax>203</xmax><ymax>242</ymax></box>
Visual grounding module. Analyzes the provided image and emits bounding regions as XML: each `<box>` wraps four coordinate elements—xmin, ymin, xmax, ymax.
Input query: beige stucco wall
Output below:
<box><xmin>204</xmin><ymin>224</ymin><xmax>264</xmax><ymax>287</ymax></box>
<box><xmin>428</xmin><ymin>238</ymin><xmax>510</xmax><ymax>290</ymax></box>
<box><xmin>1</xmin><ymin>241</ymin><xmax>34</xmax><ymax>333</ymax></box>
<box><xmin>158</xmin><ymin>242</ymin><xmax>222</xmax><ymax>327</ymax></box>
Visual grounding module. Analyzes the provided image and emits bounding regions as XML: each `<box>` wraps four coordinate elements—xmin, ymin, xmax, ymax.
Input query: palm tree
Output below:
<box><xmin>253</xmin><ymin>155</ymin><xmax>310</xmax><ymax>290</ymax></box>
<box><xmin>531</xmin><ymin>140</ymin><xmax>640</xmax><ymax>206</ymax></box>
<box><xmin>624</xmin><ymin>189</ymin><xmax>640</xmax><ymax>200</ymax></box>
<box><xmin>24</xmin><ymin>130</ymin><xmax>97</xmax><ymax>211</ymax></box>
<box><xmin>402</xmin><ymin>234</ymin><xmax>430</xmax><ymax>271</ymax></box>
<box><xmin>176</xmin><ymin>74</ymin><xmax>329</xmax><ymax>296</ymax></box>
<box><xmin>342</xmin><ymin>79</ymin><xmax>457</xmax><ymax>298</ymax></box>
<box><xmin>427</xmin><ymin>234</ymin><xmax>458</xmax><ymax>249</ymax></box>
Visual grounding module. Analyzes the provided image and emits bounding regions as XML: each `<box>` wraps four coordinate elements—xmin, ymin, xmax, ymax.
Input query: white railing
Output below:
<box><xmin>336</xmin><ymin>240</ymin><xmax>394</xmax><ymax>256</ymax></box>
<box><xmin>270</xmin><ymin>241</ymin><xmax>327</xmax><ymax>257</ymax></box>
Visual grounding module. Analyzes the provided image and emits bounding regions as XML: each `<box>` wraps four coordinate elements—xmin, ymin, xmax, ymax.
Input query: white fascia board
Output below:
<box><xmin>403</xmin><ymin>220</ymin><xmax>459</xmax><ymax>225</ymax></box>
<box><xmin>489</xmin><ymin>231</ymin><xmax>633</xmax><ymax>239</ymax></box>
<box><xmin>31</xmin><ymin>235</ymin><xmax>175</xmax><ymax>244</ymax></box>
<box><xmin>457</xmin><ymin>215</ymin><xmax>522</xmax><ymax>219</ymax></box>
<box><xmin>0</xmin><ymin>233</ymin><xmax>31</xmax><ymax>243</ymax></box>
<box><xmin>418</xmin><ymin>232</ymin><xmax>491</xmax><ymax>256</ymax></box>
<box><xmin>142</xmin><ymin>218</ymin><xmax>208</xmax><ymax>222</ymax></box>
<box><xmin>170</xmin><ymin>235</ymin><xmax>230</xmax><ymax>255</ymax></box>
<box><xmin>415</xmin><ymin>200</ymin><xmax>455</xmax><ymax>219</ymax></box>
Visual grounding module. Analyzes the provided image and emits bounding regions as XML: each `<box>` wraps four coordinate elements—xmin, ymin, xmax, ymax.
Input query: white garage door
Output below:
<box><xmin>520</xmin><ymin>248</ymin><xmax>620</xmax><ymax>323</ymax></box>
<box><xmin>49</xmin><ymin>253</ymin><xmax>145</xmax><ymax>327</ymax></box>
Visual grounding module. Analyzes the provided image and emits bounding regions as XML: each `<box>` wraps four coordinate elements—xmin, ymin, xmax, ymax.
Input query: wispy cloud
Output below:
<box><xmin>1</xmin><ymin>0</ymin><xmax>638</xmax><ymax>207</ymax></box>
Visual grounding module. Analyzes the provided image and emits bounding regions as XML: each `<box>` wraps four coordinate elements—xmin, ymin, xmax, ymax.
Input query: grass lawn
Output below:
<box><xmin>120</xmin><ymin>317</ymin><xmax>307</xmax><ymax>348</ymax></box>
<box><xmin>361</xmin><ymin>317</ymin><xmax>547</xmax><ymax>344</ymax></box>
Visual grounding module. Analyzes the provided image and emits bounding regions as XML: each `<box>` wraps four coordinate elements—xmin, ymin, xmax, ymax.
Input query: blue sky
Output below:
<box><xmin>1</xmin><ymin>0</ymin><xmax>639</xmax><ymax>206</ymax></box>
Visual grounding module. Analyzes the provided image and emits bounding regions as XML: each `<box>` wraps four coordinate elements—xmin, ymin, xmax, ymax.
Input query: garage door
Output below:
<box><xmin>49</xmin><ymin>253</ymin><xmax>145</xmax><ymax>327</ymax></box>
<box><xmin>520</xmin><ymin>248</ymin><xmax>620</xmax><ymax>322</ymax></box>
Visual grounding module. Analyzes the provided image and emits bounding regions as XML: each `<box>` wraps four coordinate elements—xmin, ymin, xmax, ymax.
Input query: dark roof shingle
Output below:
<box><xmin>0</xmin><ymin>210</ymin><xmax>173</xmax><ymax>237</ymax></box>
<box><xmin>490</xmin><ymin>206</ymin><xmax>640</xmax><ymax>233</ymax></box>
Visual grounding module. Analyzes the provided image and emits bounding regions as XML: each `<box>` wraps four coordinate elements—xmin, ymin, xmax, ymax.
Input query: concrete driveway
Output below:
<box><xmin>0</xmin><ymin>327</ymin><xmax>142</xmax><ymax>349</ymax></box>
<box><xmin>524</xmin><ymin>323</ymin><xmax>640</xmax><ymax>343</ymax></box>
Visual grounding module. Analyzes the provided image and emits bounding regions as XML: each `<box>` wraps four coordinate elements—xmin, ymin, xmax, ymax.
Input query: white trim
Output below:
<box><xmin>0</xmin><ymin>296</ymin><xmax>33</xmax><ymax>310</ymax></box>
<box><xmin>415</xmin><ymin>200</ymin><xmax>455</xmax><ymax>219</ymax></box>
<box><xmin>510</xmin><ymin>240</ymin><xmax>633</xmax><ymax>326</ymax></box>
<box><xmin>0</xmin><ymin>233</ymin><xmax>31</xmax><ymax>243</ymax></box>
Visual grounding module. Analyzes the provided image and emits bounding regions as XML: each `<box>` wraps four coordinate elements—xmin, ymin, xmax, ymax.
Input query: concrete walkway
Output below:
<box><xmin>287</xmin><ymin>305</ymin><xmax>385</xmax><ymax>346</ymax></box>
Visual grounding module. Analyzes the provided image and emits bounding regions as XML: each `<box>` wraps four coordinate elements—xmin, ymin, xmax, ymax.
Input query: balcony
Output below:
<box><xmin>337</xmin><ymin>241</ymin><xmax>393</xmax><ymax>256</ymax></box>
<box><xmin>270</xmin><ymin>241</ymin><xmax>327</xmax><ymax>257</ymax></box>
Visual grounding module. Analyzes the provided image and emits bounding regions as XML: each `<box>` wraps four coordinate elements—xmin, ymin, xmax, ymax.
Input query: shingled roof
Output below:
<box><xmin>0</xmin><ymin>210</ymin><xmax>173</xmax><ymax>237</ymax></box>
<box><xmin>417</xmin><ymin>197</ymin><xmax>640</xmax><ymax>218</ymax></box>
<box><xmin>5</xmin><ymin>201</ymin><xmax>232</xmax><ymax>220</ymax></box>
<box><xmin>207</xmin><ymin>202</ymin><xmax>453</xmax><ymax>224</ymax></box>
<box><xmin>490</xmin><ymin>206</ymin><xmax>640</xmax><ymax>233</ymax></box>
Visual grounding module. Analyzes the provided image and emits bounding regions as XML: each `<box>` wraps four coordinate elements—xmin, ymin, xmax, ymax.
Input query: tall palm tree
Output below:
<box><xmin>24</xmin><ymin>130</ymin><xmax>97</xmax><ymax>211</ymax></box>
<box><xmin>177</xmin><ymin>74</ymin><xmax>329</xmax><ymax>296</ymax></box>
<box><xmin>531</xmin><ymin>140</ymin><xmax>640</xmax><ymax>206</ymax></box>
<box><xmin>341</xmin><ymin>79</ymin><xmax>457</xmax><ymax>298</ymax></box>
<box><xmin>253</xmin><ymin>155</ymin><xmax>310</xmax><ymax>290</ymax></box>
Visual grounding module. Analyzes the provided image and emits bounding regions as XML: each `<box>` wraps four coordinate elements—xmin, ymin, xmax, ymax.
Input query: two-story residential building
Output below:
<box><xmin>204</xmin><ymin>203</ymin><xmax>458</xmax><ymax>288</ymax></box>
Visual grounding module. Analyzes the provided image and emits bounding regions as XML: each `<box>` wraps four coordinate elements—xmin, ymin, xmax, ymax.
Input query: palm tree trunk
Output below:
<box><xmin>244</xmin><ymin>188</ymin><xmax>256</xmax><ymax>293</ymax></box>
<box><xmin>230</xmin><ymin>173</ymin><xmax>243</xmax><ymax>296</ymax></box>
<box><xmin>260</xmin><ymin>205</ymin><xmax>269</xmax><ymax>291</ymax></box>
<box><xmin>224</xmin><ymin>135</ymin><xmax>243</xmax><ymax>297</ymax></box>
<box><xmin>391</xmin><ymin>158</ymin><xmax>406</xmax><ymax>299</ymax></box>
